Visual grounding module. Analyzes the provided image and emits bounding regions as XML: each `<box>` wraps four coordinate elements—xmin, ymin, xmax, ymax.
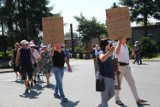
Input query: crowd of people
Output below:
<box><xmin>10</xmin><ymin>40</ymin><xmax>72</xmax><ymax>102</ymax></box>
<box><xmin>10</xmin><ymin>37</ymin><xmax>147</xmax><ymax>106</ymax></box>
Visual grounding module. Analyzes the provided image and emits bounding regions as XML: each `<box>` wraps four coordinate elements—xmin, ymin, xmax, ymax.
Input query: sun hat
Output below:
<box><xmin>20</xmin><ymin>40</ymin><xmax>29</xmax><ymax>45</ymax></box>
<box><xmin>41</xmin><ymin>45</ymin><xmax>47</xmax><ymax>48</ymax></box>
<box><xmin>29</xmin><ymin>41</ymin><xmax>35</xmax><ymax>47</ymax></box>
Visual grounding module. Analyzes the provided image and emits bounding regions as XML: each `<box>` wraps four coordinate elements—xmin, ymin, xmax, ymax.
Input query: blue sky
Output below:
<box><xmin>49</xmin><ymin>0</ymin><xmax>119</xmax><ymax>33</ymax></box>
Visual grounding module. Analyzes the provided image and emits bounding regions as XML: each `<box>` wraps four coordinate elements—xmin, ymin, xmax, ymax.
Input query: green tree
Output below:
<box><xmin>0</xmin><ymin>0</ymin><xmax>60</xmax><ymax>47</ymax></box>
<box><xmin>74</xmin><ymin>13</ymin><xmax>107</xmax><ymax>47</ymax></box>
<box><xmin>119</xmin><ymin>0</ymin><xmax>160</xmax><ymax>36</ymax></box>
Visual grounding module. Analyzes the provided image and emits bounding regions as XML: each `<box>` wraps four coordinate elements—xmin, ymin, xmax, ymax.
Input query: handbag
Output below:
<box><xmin>96</xmin><ymin>61</ymin><xmax>105</xmax><ymax>92</ymax></box>
<box><xmin>96</xmin><ymin>77</ymin><xmax>105</xmax><ymax>91</ymax></box>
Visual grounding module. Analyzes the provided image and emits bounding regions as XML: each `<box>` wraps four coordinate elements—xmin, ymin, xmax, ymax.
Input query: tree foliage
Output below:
<box><xmin>0</xmin><ymin>0</ymin><xmax>60</xmax><ymax>46</ymax></box>
<box><xmin>119</xmin><ymin>0</ymin><xmax>159</xmax><ymax>23</ymax></box>
<box><xmin>119</xmin><ymin>0</ymin><xmax>160</xmax><ymax>36</ymax></box>
<box><xmin>74</xmin><ymin>13</ymin><xmax>107</xmax><ymax>47</ymax></box>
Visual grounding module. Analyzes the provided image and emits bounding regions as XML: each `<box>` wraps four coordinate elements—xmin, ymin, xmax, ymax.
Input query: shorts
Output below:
<box><xmin>21</xmin><ymin>66</ymin><xmax>33</xmax><ymax>80</ymax></box>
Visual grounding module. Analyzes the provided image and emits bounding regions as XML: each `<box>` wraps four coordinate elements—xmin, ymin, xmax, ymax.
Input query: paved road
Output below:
<box><xmin>0</xmin><ymin>59</ymin><xmax>159</xmax><ymax>107</ymax></box>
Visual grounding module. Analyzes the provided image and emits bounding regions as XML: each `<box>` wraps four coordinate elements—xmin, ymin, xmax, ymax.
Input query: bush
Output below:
<box><xmin>126</xmin><ymin>42</ymin><xmax>133</xmax><ymax>56</ymax></box>
<box><xmin>140</xmin><ymin>37</ymin><xmax>158</xmax><ymax>58</ymax></box>
<box><xmin>75</xmin><ymin>46</ymin><xmax>84</xmax><ymax>53</ymax></box>
<box><xmin>0</xmin><ymin>51</ymin><xmax>12</xmax><ymax>60</ymax></box>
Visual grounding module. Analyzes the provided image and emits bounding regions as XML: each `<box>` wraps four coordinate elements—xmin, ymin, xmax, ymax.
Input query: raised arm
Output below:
<box><xmin>99</xmin><ymin>47</ymin><xmax>114</xmax><ymax>62</ymax></box>
<box><xmin>50</xmin><ymin>43</ymin><xmax>55</xmax><ymax>57</ymax></box>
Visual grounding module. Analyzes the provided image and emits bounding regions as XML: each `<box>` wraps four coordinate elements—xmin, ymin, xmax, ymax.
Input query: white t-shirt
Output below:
<box><xmin>32</xmin><ymin>49</ymin><xmax>40</xmax><ymax>64</ymax></box>
<box><xmin>115</xmin><ymin>42</ymin><xmax>130</xmax><ymax>63</ymax></box>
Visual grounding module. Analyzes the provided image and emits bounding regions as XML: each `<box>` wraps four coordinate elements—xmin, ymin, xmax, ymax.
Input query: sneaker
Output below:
<box><xmin>61</xmin><ymin>97</ymin><xmax>68</xmax><ymax>102</ymax></box>
<box><xmin>54</xmin><ymin>93</ymin><xmax>60</xmax><ymax>98</ymax></box>
<box><xmin>136</xmin><ymin>99</ymin><xmax>148</xmax><ymax>105</ymax></box>
<box><xmin>116</xmin><ymin>100</ymin><xmax>124</xmax><ymax>105</ymax></box>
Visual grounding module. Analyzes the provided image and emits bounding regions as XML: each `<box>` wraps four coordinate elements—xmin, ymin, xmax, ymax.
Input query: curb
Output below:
<box><xmin>0</xmin><ymin>69</ymin><xmax>14</xmax><ymax>74</ymax></box>
<box><xmin>130</xmin><ymin>59</ymin><xmax>160</xmax><ymax>62</ymax></box>
<box><xmin>0</xmin><ymin>71</ymin><xmax>14</xmax><ymax>74</ymax></box>
<box><xmin>142</xmin><ymin>60</ymin><xmax>160</xmax><ymax>62</ymax></box>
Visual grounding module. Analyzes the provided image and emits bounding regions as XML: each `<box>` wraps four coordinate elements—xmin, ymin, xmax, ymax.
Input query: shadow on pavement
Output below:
<box><xmin>117</xmin><ymin>104</ymin><xmax>128</xmax><ymax>107</ymax></box>
<box><xmin>32</xmin><ymin>83</ymin><xmax>45</xmax><ymax>91</ymax></box>
<box><xmin>60</xmin><ymin>100</ymin><xmax>80</xmax><ymax>107</ymax></box>
<box><xmin>12</xmin><ymin>80</ymin><xmax>23</xmax><ymax>84</ymax></box>
<box><xmin>137</xmin><ymin>103</ymin><xmax>150</xmax><ymax>107</ymax></box>
<box><xmin>139</xmin><ymin>63</ymin><xmax>148</xmax><ymax>65</ymax></box>
<box><xmin>45</xmin><ymin>84</ymin><xmax>55</xmax><ymax>90</ymax></box>
<box><xmin>19</xmin><ymin>90</ymin><xmax>42</xmax><ymax>99</ymax></box>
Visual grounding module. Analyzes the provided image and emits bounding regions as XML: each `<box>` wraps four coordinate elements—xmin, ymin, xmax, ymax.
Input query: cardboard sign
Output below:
<box><xmin>42</xmin><ymin>17</ymin><xmax>64</xmax><ymax>44</ymax></box>
<box><xmin>106</xmin><ymin>7</ymin><xmax>131</xmax><ymax>40</ymax></box>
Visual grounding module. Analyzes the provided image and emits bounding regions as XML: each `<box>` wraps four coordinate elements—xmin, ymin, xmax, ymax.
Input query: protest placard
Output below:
<box><xmin>106</xmin><ymin>7</ymin><xmax>131</xmax><ymax>40</ymax></box>
<box><xmin>42</xmin><ymin>17</ymin><xmax>64</xmax><ymax>44</ymax></box>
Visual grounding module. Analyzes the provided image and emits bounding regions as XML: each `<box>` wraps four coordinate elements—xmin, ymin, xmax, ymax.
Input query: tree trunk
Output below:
<box><xmin>144</xmin><ymin>0</ymin><xmax>148</xmax><ymax>37</ymax></box>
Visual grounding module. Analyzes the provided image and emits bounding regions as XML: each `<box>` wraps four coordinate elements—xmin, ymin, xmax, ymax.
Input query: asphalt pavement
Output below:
<box><xmin>0</xmin><ymin>59</ymin><xmax>160</xmax><ymax>107</ymax></box>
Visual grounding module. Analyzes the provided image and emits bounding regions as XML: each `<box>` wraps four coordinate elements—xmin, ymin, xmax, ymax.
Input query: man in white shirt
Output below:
<box><xmin>114</xmin><ymin>37</ymin><xmax>147</xmax><ymax>105</ymax></box>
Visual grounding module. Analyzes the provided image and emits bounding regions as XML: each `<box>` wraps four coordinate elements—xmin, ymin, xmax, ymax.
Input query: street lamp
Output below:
<box><xmin>70</xmin><ymin>24</ymin><xmax>74</xmax><ymax>57</ymax></box>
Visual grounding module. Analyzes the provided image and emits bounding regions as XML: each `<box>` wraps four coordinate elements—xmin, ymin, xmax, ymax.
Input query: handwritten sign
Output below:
<box><xmin>42</xmin><ymin>17</ymin><xmax>64</xmax><ymax>44</ymax></box>
<box><xmin>106</xmin><ymin>7</ymin><xmax>131</xmax><ymax>40</ymax></box>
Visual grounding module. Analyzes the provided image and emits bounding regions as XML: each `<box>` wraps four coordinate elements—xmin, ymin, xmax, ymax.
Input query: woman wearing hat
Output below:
<box><xmin>97</xmin><ymin>38</ymin><xmax>115</xmax><ymax>107</ymax></box>
<box><xmin>29</xmin><ymin>41</ymin><xmax>40</xmax><ymax>85</ymax></box>
<box><xmin>40</xmin><ymin>45</ymin><xmax>52</xmax><ymax>87</ymax></box>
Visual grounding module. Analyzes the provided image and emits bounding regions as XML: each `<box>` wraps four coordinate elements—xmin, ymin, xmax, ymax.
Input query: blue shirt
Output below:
<box><xmin>97</xmin><ymin>50</ymin><xmax>115</xmax><ymax>78</ymax></box>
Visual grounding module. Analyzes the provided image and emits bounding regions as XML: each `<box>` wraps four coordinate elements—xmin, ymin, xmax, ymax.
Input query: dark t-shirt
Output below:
<box><xmin>20</xmin><ymin>48</ymin><xmax>32</xmax><ymax>67</ymax></box>
<box><xmin>97</xmin><ymin>50</ymin><xmax>115</xmax><ymax>78</ymax></box>
<box><xmin>52</xmin><ymin>50</ymin><xmax>66</xmax><ymax>68</ymax></box>
<box><xmin>135</xmin><ymin>45</ymin><xmax>140</xmax><ymax>52</ymax></box>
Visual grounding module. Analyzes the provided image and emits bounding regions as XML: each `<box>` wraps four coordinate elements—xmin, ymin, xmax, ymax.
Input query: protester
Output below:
<box><xmin>64</xmin><ymin>45</ymin><xmax>70</xmax><ymax>61</ymax></box>
<box><xmin>40</xmin><ymin>44</ymin><xmax>52</xmax><ymax>87</ymax></box>
<box><xmin>50</xmin><ymin>43</ymin><xmax>72</xmax><ymax>102</ymax></box>
<box><xmin>29</xmin><ymin>41</ymin><xmax>40</xmax><ymax>85</ymax></box>
<box><xmin>133</xmin><ymin>41</ymin><xmax>142</xmax><ymax>64</ymax></box>
<box><xmin>114</xmin><ymin>37</ymin><xmax>147</xmax><ymax>105</ymax></box>
<box><xmin>97</xmin><ymin>39</ymin><xmax>115</xmax><ymax>107</ymax></box>
<box><xmin>11</xmin><ymin>42</ymin><xmax>21</xmax><ymax>80</ymax></box>
<box><xmin>16</xmin><ymin>40</ymin><xmax>37</xmax><ymax>93</ymax></box>
<box><xmin>94</xmin><ymin>44</ymin><xmax>100</xmax><ymax>58</ymax></box>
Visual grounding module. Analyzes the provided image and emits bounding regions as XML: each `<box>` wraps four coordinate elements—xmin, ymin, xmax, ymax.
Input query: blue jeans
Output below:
<box><xmin>52</xmin><ymin>66</ymin><xmax>65</xmax><ymax>98</ymax></box>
